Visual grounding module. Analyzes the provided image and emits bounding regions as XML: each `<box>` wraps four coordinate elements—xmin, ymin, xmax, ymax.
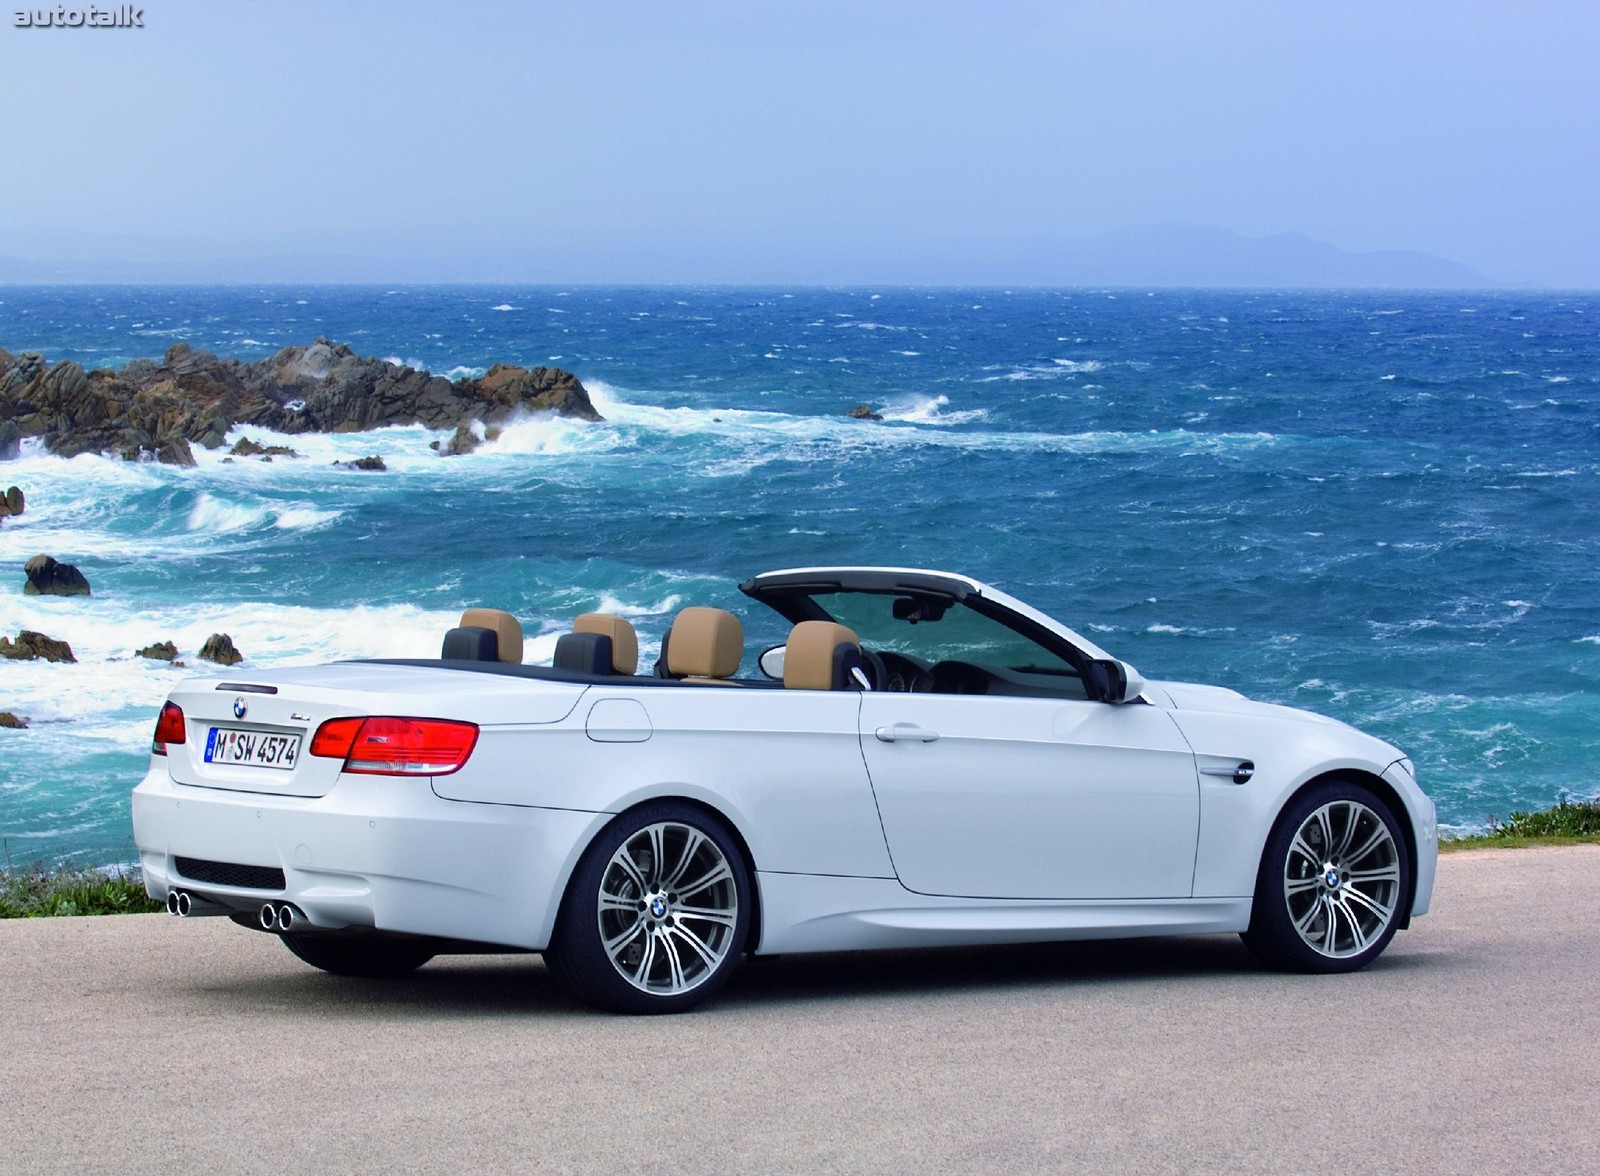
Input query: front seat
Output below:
<box><xmin>554</xmin><ymin>613</ymin><xmax>640</xmax><ymax>676</ymax></box>
<box><xmin>783</xmin><ymin>621</ymin><xmax>869</xmax><ymax>690</ymax></box>
<box><xmin>441</xmin><ymin>607</ymin><xmax>524</xmax><ymax>664</ymax></box>
<box><xmin>657</xmin><ymin>607</ymin><xmax>743</xmax><ymax>684</ymax></box>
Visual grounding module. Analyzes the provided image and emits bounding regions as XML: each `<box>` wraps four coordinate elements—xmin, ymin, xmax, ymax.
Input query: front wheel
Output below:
<box><xmin>1241</xmin><ymin>781</ymin><xmax>1410</xmax><ymax>973</ymax></box>
<box><xmin>280</xmin><ymin>933</ymin><xmax>436</xmax><ymax>978</ymax></box>
<box><xmin>543</xmin><ymin>803</ymin><xmax>752</xmax><ymax>1014</ymax></box>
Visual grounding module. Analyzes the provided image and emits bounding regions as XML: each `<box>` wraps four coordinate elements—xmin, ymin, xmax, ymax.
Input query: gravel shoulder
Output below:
<box><xmin>3</xmin><ymin>845</ymin><xmax>1597</xmax><ymax>1174</ymax></box>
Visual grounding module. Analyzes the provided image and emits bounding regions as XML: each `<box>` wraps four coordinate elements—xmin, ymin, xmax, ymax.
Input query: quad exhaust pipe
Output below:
<box><xmin>165</xmin><ymin>889</ymin><xmax>228</xmax><ymax>918</ymax></box>
<box><xmin>258</xmin><ymin>902</ymin><xmax>308</xmax><ymax>932</ymax></box>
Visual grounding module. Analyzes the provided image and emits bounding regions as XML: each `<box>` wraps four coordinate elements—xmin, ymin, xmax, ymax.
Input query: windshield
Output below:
<box><xmin>809</xmin><ymin>591</ymin><xmax>1080</xmax><ymax>678</ymax></box>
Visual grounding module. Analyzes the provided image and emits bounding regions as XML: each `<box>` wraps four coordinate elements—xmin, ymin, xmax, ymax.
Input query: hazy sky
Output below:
<box><xmin>2</xmin><ymin>0</ymin><xmax>1596</xmax><ymax>285</ymax></box>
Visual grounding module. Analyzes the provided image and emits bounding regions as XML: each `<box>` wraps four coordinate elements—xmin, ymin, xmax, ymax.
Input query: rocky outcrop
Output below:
<box><xmin>0</xmin><ymin>340</ymin><xmax>602</xmax><ymax>465</ymax></box>
<box><xmin>230</xmin><ymin>438</ymin><xmax>299</xmax><ymax>459</ymax></box>
<box><xmin>443</xmin><ymin>425</ymin><xmax>480</xmax><ymax>455</ymax></box>
<box><xmin>846</xmin><ymin>404</ymin><xmax>884</xmax><ymax>421</ymax></box>
<box><xmin>1</xmin><ymin>630</ymin><xmax>76</xmax><ymax>663</ymax></box>
<box><xmin>136</xmin><ymin>640</ymin><xmax>179</xmax><ymax>661</ymax></box>
<box><xmin>334</xmin><ymin>455</ymin><xmax>386</xmax><ymax>471</ymax></box>
<box><xmin>24</xmin><ymin>554</ymin><xmax>91</xmax><ymax>597</ymax></box>
<box><xmin>199</xmin><ymin>633</ymin><xmax>243</xmax><ymax>665</ymax></box>
<box><xmin>0</xmin><ymin>711</ymin><xmax>26</xmax><ymax>729</ymax></box>
<box><xmin>0</xmin><ymin>485</ymin><xmax>22</xmax><ymax>515</ymax></box>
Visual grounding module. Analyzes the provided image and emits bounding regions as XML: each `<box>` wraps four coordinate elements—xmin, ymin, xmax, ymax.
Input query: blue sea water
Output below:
<box><xmin>1</xmin><ymin>285</ymin><xmax>1596</xmax><ymax>864</ymax></box>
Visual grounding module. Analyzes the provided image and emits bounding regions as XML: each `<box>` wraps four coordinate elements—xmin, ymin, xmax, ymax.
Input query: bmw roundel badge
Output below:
<box><xmin>232</xmin><ymin>697</ymin><xmax>247</xmax><ymax>720</ymax></box>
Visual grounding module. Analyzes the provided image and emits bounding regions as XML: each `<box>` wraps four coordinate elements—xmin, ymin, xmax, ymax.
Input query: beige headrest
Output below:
<box><xmin>667</xmin><ymin>607</ymin><xmax>743</xmax><ymax>679</ymax></box>
<box><xmin>574</xmin><ymin>612</ymin><xmax>639</xmax><ymax>675</ymax></box>
<box><xmin>459</xmin><ymin>608</ymin><xmax>523</xmax><ymax>664</ymax></box>
<box><xmin>784</xmin><ymin>621</ymin><xmax>859</xmax><ymax>690</ymax></box>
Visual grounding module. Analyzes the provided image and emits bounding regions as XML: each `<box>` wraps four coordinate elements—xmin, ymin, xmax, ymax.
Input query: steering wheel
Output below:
<box><xmin>930</xmin><ymin>659</ymin><xmax>990</xmax><ymax>695</ymax></box>
<box><xmin>875</xmin><ymin>651</ymin><xmax>933</xmax><ymax>693</ymax></box>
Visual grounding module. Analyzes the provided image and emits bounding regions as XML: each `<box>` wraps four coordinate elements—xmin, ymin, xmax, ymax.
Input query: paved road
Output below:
<box><xmin>3</xmin><ymin>846</ymin><xmax>1598</xmax><ymax>1174</ymax></box>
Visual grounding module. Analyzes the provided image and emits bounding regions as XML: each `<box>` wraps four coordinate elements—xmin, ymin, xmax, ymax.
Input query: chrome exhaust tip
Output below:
<box><xmin>176</xmin><ymin>891</ymin><xmax>192</xmax><ymax>917</ymax></box>
<box><xmin>259</xmin><ymin>902</ymin><xmax>279</xmax><ymax>931</ymax></box>
<box><xmin>277</xmin><ymin>903</ymin><xmax>299</xmax><ymax>931</ymax></box>
<box><xmin>166</xmin><ymin>891</ymin><xmax>180</xmax><ymax>916</ymax></box>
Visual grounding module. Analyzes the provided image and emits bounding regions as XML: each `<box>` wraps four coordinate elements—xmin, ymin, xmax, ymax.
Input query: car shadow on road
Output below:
<box><xmin>197</xmin><ymin>932</ymin><xmax>1439</xmax><ymax>1019</ymax></box>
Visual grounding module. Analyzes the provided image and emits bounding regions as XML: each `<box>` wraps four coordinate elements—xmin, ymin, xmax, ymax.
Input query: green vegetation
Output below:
<box><xmin>1441</xmin><ymin>794</ymin><xmax>1600</xmax><ymax>852</ymax></box>
<box><xmin>0</xmin><ymin>863</ymin><xmax>163</xmax><ymax>918</ymax></box>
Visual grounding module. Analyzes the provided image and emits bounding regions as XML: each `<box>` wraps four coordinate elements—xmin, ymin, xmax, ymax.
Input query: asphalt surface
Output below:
<box><xmin>2</xmin><ymin>846</ymin><xmax>1598</xmax><ymax>1174</ymax></box>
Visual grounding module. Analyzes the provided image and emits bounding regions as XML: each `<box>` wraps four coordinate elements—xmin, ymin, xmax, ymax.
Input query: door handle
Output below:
<box><xmin>874</xmin><ymin>724</ymin><xmax>941</xmax><ymax>743</ymax></box>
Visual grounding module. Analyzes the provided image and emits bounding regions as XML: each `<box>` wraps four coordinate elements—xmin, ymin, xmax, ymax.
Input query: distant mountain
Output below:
<box><xmin>0</xmin><ymin>221</ymin><xmax>1493</xmax><ymax>288</ymax></box>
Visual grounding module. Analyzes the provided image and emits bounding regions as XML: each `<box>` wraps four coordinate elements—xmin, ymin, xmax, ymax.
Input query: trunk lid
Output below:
<box><xmin>158</xmin><ymin>662</ymin><xmax>585</xmax><ymax>797</ymax></box>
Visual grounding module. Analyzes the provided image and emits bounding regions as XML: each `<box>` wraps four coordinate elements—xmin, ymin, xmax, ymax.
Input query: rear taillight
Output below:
<box><xmin>152</xmin><ymin>702</ymin><xmax>186</xmax><ymax>755</ymax></box>
<box><xmin>309</xmin><ymin>716</ymin><xmax>479</xmax><ymax>776</ymax></box>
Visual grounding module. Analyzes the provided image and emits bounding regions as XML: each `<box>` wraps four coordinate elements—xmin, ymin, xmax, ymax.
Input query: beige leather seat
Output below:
<box><xmin>554</xmin><ymin>612</ymin><xmax>640</xmax><ymax>676</ymax></box>
<box><xmin>442</xmin><ymin>607</ymin><xmax>524</xmax><ymax>664</ymax></box>
<box><xmin>783</xmin><ymin>621</ymin><xmax>866</xmax><ymax>690</ymax></box>
<box><xmin>662</xmin><ymin>607</ymin><xmax>743</xmax><ymax>684</ymax></box>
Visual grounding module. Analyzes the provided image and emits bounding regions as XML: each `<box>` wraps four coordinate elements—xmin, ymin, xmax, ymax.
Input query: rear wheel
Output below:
<box><xmin>1241</xmin><ymin>781</ymin><xmax>1410</xmax><ymax>973</ymax></box>
<box><xmin>280</xmin><ymin>933</ymin><xmax>436</xmax><ymax>978</ymax></box>
<box><xmin>543</xmin><ymin>802</ymin><xmax>751</xmax><ymax>1014</ymax></box>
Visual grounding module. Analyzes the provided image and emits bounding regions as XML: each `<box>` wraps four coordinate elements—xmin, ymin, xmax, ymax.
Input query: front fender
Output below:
<box><xmin>1169</xmin><ymin>708</ymin><xmax>1419</xmax><ymax>900</ymax></box>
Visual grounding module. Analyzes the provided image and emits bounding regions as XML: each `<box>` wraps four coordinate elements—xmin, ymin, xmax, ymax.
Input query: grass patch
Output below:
<box><xmin>0</xmin><ymin>863</ymin><xmax>164</xmax><ymax>918</ymax></box>
<box><xmin>1441</xmin><ymin>794</ymin><xmax>1600</xmax><ymax>852</ymax></box>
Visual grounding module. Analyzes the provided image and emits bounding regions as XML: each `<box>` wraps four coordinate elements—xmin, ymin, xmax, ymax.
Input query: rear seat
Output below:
<box><xmin>655</xmin><ymin>607</ymin><xmax>744</xmax><ymax>685</ymax></box>
<box><xmin>441</xmin><ymin>608</ymin><xmax>524</xmax><ymax>664</ymax></box>
<box><xmin>554</xmin><ymin>613</ymin><xmax>640</xmax><ymax>676</ymax></box>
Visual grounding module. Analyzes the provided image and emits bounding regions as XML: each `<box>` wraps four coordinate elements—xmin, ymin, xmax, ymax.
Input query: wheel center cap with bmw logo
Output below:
<box><xmin>650</xmin><ymin>898</ymin><xmax>667</xmax><ymax>918</ymax></box>
<box><xmin>1324</xmin><ymin>866</ymin><xmax>1341</xmax><ymax>890</ymax></box>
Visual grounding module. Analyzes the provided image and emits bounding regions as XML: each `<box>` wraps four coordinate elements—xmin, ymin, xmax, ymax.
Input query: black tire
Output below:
<box><xmin>280</xmin><ymin>933</ymin><xmax>436</xmax><ymax>978</ymax></box>
<box><xmin>1242</xmin><ymin>779</ymin><xmax>1411</xmax><ymax>973</ymax></box>
<box><xmin>543</xmin><ymin>802</ymin><xmax>752</xmax><ymax>1014</ymax></box>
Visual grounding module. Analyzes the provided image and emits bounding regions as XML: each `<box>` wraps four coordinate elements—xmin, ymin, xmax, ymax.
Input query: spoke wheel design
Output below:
<box><xmin>544</xmin><ymin>803</ymin><xmax>751</xmax><ymax>1014</ymax></box>
<box><xmin>1242</xmin><ymin>781</ymin><xmax>1411</xmax><ymax>974</ymax></box>
<box><xmin>1282</xmin><ymin>800</ymin><xmax>1401</xmax><ymax>959</ymax></box>
<box><xmin>598</xmin><ymin>821</ymin><xmax>740</xmax><ymax>996</ymax></box>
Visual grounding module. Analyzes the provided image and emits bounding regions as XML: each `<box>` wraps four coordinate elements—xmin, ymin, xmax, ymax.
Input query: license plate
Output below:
<box><xmin>204</xmin><ymin>727</ymin><xmax>302</xmax><ymax>770</ymax></box>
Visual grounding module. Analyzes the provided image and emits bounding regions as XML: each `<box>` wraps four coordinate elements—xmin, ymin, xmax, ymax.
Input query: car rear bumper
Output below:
<box><xmin>132</xmin><ymin>765</ymin><xmax>609</xmax><ymax>950</ymax></box>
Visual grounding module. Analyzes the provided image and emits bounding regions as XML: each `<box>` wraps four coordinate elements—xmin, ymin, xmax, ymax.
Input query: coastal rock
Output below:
<box><xmin>0</xmin><ymin>339</ymin><xmax>603</xmax><ymax>464</ymax></box>
<box><xmin>0</xmin><ymin>711</ymin><xmax>26</xmax><ymax>729</ymax></box>
<box><xmin>137</xmin><ymin>640</ymin><xmax>179</xmax><ymax>661</ymax></box>
<box><xmin>230</xmin><ymin>438</ymin><xmax>299</xmax><ymax>459</ymax></box>
<box><xmin>0</xmin><ymin>420</ymin><xmax>19</xmax><ymax>460</ymax></box>
<box><xmin>475</xmin><ymin>363</ymin><xmax>603</xmax><ymax>423</ymax></box>
<box><xmin>846</xmin><ymin>404</ymin><xmax>884</xmax><ymax>421</ymax></box>
<box><xmin>335</xmin><ymin>455</ymin><xmax>387</xmax><ymax>471</ymax></box>
<box><xmin>23</xmin><ymin>554</ymin><xmax>92</xmax><ymax>597</ymax></box>
<box><xmin>4</xmin><ymin>485</ymin><xmax>22</xmax><ymax>514</ymax></box>
<box><xmin>443</xmin><ymin>424</ymin><xmax>481</xmax><ymax>456</ymax></box>
<box><xmin>1</xmin><ymin>630</ymin><xmax>76</xmax><ymax>663</ymax></box>
<box><xmin>198</xmin><ymin>633</ymin><xmax>243</xmax><ymax>665</ymax></box>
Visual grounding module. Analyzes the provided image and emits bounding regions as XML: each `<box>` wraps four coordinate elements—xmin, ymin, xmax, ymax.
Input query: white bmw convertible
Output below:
<box><xmin>133</xmin><ymin>567</ymin><xmax>1437</xmax><ymax>1013</ymax></box>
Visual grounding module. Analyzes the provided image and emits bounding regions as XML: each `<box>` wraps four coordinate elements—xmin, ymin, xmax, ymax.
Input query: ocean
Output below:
<box><xmin>1</xmin><ymin>285</ymin><xmax>1596</xmax><ymax>864</ymax></box>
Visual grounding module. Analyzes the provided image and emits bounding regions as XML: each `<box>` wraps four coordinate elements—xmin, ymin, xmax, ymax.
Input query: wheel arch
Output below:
<box><xmin>1279</xmin><ymin>768</ymin><xmax>1419</xmax><ymax>930</ymax></box>
<box><xmin>559</xmin><ymin>794</ymin><xmax>765</xmax><ymax>957</ymax></box>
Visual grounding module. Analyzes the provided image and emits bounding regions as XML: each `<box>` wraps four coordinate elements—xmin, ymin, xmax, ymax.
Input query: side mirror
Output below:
<box><xmin>758</xmin><ymin>644</ymin><xmax>786</xmax><ymax>681</ymax></box>
<box><xmin>1084</xmin><ymin>658</ymin><xmax>1147</xmax><ymax>704</ymax></box>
